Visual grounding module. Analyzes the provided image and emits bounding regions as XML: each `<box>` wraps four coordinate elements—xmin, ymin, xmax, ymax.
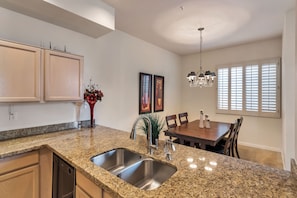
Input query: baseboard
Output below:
<box><xmin>238</xmin><ymin>141</ymin><xmax>282</xmax><ymax>152</ymax></box>
<box><xmin>282</xmin><ymin>154</ymin><xmax>290</xmax><ymax>171</ymax></box>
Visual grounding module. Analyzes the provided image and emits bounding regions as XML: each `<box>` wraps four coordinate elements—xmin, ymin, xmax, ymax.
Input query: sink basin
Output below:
<box><xmin>91</xmin><ymin>148</ymin><xmax>177</xmax><ymax>190</ymax></box>
<box><xmin>117</xmin><ymin>158</ymin><xmax>177</xmax><ymax>190</ymax></box>
<box><xmin>90</xmin><ymin>148</ymin><xmax>142</xmax><ymax>175</ymax></box>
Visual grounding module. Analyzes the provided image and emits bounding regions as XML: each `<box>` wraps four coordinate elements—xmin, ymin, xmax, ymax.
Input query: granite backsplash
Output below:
<box><xmin>0</xmin><ymin>120</ymin><xmax>93</xmax><ymax>141</ymax></box>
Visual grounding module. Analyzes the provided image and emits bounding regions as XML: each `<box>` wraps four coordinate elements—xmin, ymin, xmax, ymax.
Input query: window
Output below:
<box><xmin>217</xmin><ymin>58</ymin><xmax>280</xmax><ymax>118</ymax></box>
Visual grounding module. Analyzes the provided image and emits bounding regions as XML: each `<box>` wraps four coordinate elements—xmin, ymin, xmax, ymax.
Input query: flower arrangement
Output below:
<box><xmin>84</xmin><ymin>78</ymin><xmax>104</xmax><ymax>128</ymax></box>
<box><xmin>84</xmin><ymin>78</ymin><xmax>104</xmax><ymax>105</ymax></box>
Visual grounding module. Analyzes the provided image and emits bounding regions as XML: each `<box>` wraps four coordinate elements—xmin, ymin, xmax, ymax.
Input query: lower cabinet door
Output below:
<box><xmin>0</xmin><ymin>165</ymin><xmax>39</xmax><ymax>198</ymax></box>
<box><xmin>76</xmin><ymin>186</ymin><xmax>91</xmax><ymax>198</ymax></box>
<box><xmin>76</xmin><ymin>170</ymin><xmax>114</xmax><ymax>198</ymax></box>
<box><xmin>103</xmin><ymin>190</ymin><xmax>113</xmax><ymax>198</ymax></box>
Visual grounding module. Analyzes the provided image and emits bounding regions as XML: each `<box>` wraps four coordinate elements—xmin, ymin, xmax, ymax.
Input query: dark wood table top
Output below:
<box><xmin>164</xmin><ymin>120</ymin><xmax>231</xmax><ymax>148</ymax></box>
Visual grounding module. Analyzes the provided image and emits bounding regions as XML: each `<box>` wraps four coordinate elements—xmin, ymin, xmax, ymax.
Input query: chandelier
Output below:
<box><xmin>186</xmin><ymin>27</ymin><xmax>216</xmax><ymax>88</ymax></box>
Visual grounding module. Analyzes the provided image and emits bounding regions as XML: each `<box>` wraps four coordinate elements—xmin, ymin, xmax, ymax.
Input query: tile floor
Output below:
<box><xmin>160</xmin><ymin>133</ymin><xmax>283</xmax><ymax>169</ymax></box>
<box><xmin>237</xmin><ymin>145</ymin><xmax>283</xmax><ymax>169</ymax></box>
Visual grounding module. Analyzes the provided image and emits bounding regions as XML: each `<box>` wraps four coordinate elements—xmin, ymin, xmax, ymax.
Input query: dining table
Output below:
<box><xmin>164</xmin><ymin>120</ymin><xmax>231</xmax><ymax>149</ymax></box>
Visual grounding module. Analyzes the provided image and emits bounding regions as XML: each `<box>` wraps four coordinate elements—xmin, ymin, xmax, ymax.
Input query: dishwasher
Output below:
<box><xmin>53</xmin><ymin>153</ymin><xmax>76</xmax><ymax>198</ymax></box>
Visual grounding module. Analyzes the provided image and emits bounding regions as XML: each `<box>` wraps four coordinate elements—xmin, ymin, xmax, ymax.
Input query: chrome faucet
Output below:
<box><xmin>130</xmin><ymin>115</ymin><xmax>157</xmax><ymax>155</ymax></box>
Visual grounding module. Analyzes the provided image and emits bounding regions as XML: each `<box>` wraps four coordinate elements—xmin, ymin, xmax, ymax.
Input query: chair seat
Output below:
<box><xmin>217</xmin><ymin>138</ymin><xmax>226</xmax><ymax>146</ymax></box>
<box><xmin>206</xmin><ymin>122</ymin><xmax>237</xmax><ymax>156</ymax></box>
<box><xmin>205</xmin><ymin>144</ymin><xmax>225</xmax><ymax>154</ymax></box>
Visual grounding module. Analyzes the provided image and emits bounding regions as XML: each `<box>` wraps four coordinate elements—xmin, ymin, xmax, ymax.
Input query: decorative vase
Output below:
<box><xmin>147</xmin><ymin>133</ymin><xmax>158</xmax><ymax>145</ymax></box>
<box><xmin>84</xmin><ymin>78</ymin><xmax>104</xmax><ymax>128</ymax></box>
<box><xmin>87</xmin><ymin>100</ymin><xmax>97</xmax><ymax>128</ymax></box>
<box><xmin>152</xmin><ymin>136</ymin><xmax>158</xmax><ymax>146</ymax></box>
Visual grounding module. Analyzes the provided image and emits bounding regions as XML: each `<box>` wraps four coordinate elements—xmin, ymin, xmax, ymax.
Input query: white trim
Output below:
<box><xmin>238</xmin><ymin>141</ymin><xmax>281</xmax><ymax>152</ymax></box>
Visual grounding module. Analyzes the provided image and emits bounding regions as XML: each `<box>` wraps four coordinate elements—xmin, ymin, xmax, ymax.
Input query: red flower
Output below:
<box><xmin>84</xmin><ymin>79</ymin><xmax>104</xmax><ymax>104</ymax></box>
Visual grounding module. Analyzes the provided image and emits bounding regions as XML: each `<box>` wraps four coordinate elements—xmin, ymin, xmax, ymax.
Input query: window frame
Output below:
<box><xmin>216</xmin><ymin>58</ymin><xmax>281</xmax><ymax>118</ymax></box>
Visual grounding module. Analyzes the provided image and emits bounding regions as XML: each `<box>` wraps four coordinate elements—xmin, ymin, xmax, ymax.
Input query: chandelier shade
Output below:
<box><xmin>186</xmin><ymin>27</ymin><xmax>216</xmax><ymax>88</ymax></box>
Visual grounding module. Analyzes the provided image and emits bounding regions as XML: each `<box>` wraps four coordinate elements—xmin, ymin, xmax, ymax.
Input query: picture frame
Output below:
<box><xmin>154</xmin><ymin>75</ymin><xmax>164</xmax><ymax>112</ymax></box>
<box><xmin>139</xmin><ymin>72</ymin><xmax>152</xmax><ymax>114</ymax></box>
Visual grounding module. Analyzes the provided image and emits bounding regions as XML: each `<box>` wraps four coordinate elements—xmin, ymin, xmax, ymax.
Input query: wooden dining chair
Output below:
<box><xmin>206</xmin><ymin>122</ymin><xmax>237</xmax><ymax>156</ymax></box>
<box><xmin>232</xmin><ymin>116</ymin><xmax>243</xmax><ymax>158</ymax></box>
<box><xmin>178</xmin><ymin>112</ymin><xmax>188</xmax><ymax>125</ymax></box>
<box><xmin>165</xmin><ymin>114</ymin><xmax>180</xmax><ymax>144</ymax></box>
<box><xmin>165</xmin><ymin>115</ymin><xmax>177</xmax><ymax>128</ymax></box>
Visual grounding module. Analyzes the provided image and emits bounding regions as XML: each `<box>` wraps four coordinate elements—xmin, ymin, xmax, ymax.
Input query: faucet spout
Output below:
<box><xmin>130</xmin><ymin>115</ymin><xmax>155</xmax><ymax>154</ymax></box>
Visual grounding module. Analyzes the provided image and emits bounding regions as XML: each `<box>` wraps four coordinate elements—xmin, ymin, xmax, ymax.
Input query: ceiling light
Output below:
<box><xmin>186</xmin><ymin>27</ymin><xmax>216</xmax><ymax>88</ymax></box>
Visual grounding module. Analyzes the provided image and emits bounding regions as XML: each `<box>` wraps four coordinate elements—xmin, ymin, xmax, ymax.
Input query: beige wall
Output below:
<box><xmin>0</xmin><ymin>7</ymin><xmax>181</xmax><ymax>132</ymax></box>
<box><xmin>92</xmin><ymin>31</ymin><xmax>182</xmax><ymax>131</ymax></box>
<box><xmin>181</xmin><ymin>38</ymin><xmax>283</xmax><ymax>151</ymax></box>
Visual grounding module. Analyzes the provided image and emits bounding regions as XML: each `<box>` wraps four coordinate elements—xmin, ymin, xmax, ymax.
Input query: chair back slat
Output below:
<box><xmin>224</xmin><ymin>122</ymin><xmax>237</xmax><ymax>156</ymax></box>
<box><xmin>232</xmin><ymin>116</ymin><xmax>243</xmax><ymax>158</ymax></box>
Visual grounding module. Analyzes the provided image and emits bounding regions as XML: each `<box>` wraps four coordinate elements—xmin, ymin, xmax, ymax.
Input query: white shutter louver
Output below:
<box><xmin>246</xmin><ymin>65</ymin><xmax>258</xmax><ymax>112</ymax></box>
<box><xmin>231</xmin><ymin>66</ymin><xmax>242</xmax><ymax>111</ymax></box>
<box><xmin>217</xmin><ymin>68</ymin><xmax>229</xmax><ymax>110</ymax></box>
<box><xmin>261</xmin><ymin>63</ymin><xmax>277</xmax><ymax>113</ymax></box>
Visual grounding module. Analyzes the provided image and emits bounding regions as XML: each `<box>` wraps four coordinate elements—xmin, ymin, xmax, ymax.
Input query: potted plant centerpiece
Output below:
<box><xmin>140</xmin><ymin>113</ymin><xmax>165</xmax><ymax>145</ymax></box>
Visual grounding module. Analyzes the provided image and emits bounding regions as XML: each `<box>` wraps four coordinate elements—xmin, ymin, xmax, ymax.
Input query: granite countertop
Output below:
<box><xmin>0</xmin><ymin>126</ymin><xmax>296</xmax><ymax>197</ymax></box>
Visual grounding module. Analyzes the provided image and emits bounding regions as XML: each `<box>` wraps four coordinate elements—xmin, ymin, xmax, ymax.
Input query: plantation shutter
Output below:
<box><xmin>261</xmin><ymin>63</ymin><xmax>278</xmax><ymax>113</ymax></box>
<box><xmin>230</xmin><ymin>66</ymin><xmax>242</xmax><ymax>111</ymax></box>
<box><xmin>217</xmin><ymin>68</ymin><xmax>229</xmax><ymax>110</ymax></box>
<box><xmin>216</xmin><ymin>58</ymin><xmax>280</xmax><ymax>118</ymax></box>
<box><xmin>245</xmin><ymin>64</ymin><xmax>259</xmax><ymax>112</ymax></box>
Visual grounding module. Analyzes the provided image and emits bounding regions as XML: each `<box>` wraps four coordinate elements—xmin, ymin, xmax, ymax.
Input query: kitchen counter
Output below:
<box><xmin>0</xmin><ymin>126</ymin><xmax>296</xmax><ymax>197</ymax></box>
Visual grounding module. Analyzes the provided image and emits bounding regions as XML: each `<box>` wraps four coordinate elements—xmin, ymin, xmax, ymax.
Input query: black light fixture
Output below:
<box><xmin>186</xmin><ymin>27</ymin><xmax>216</xmax><ymax>87</ymax></box>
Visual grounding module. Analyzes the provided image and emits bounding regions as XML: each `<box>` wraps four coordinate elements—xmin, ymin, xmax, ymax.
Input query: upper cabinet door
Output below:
<box><xmin>0</xmin><ymin>40</ymin><xmax>41</xmax><ymax>102</ymax></box>
<box><xmin>44</xmin><ymin>50</ymin><xmax>83</xmax><ymax>101</ymax></box>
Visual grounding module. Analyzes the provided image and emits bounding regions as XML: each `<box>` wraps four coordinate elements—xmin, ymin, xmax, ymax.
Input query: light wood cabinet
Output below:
<box><xmin>103</xmin><ymin>190</ymin><xmax>113</xmax><ymax>198</ymax></box>
<box><xmin>76</xmin><ymin>185</ymin><xmax>92</xmax><ymax>198</ymax></box>
<box><xmin>39</xmin><ymin>148</ymin><xmax>53</xmax><ymax>198</ymax></box>
<box><xmin>44</xmin><ymin>50</ymin><xmax>83</xmax><ymax>101</ymax></box>
<box><xmin>76</xmin><ymin>171</ymin><xmax>113</xmax><ymax>198</ymax></box>
<box><xmin>0</xmin><ymin>39</ymin><xmax>84</xmax><ymax>103</ymax></box>
<box><xmin>0</xmin><ymin>40</ymin><xmax>41</xmax><ymax>102</ymax></box>
<box><xmin>0</xmin><ymin>151</ymin><xmax>39</xmax><ymax>198</ymax></box>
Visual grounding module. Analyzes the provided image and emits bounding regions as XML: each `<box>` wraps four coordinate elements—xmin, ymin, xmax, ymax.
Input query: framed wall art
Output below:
<box><xmin>154</xmin><ymin>75</ymin><xmax>164</xmax><ymax>112</ymax></box>
<box><xmin>139</xmin><ymin>72</ymin><xmax>152</xmax><ymax>114</ymax></box>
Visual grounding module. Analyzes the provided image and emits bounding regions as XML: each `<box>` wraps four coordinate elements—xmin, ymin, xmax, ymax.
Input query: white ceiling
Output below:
<box><xmin>102</xmin><ymin>0</ymin><xmax>296</xmax><ymax>55</ymax></box>
<box><xmin>0</xmin><ymin>0</ymin><xmax>115</xmax><ymax>38</ymax></box>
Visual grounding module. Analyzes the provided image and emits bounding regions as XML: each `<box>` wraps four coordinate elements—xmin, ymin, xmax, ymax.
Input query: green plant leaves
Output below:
<box><xmin>139</xmin><ymin>113</ymin><xmax>165</xmax><ymax>140</ymax></box>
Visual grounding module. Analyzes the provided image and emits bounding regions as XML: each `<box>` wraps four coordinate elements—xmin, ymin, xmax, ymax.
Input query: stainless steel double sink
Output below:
<box><xmin>90</xmin><ymin>148</ymin><xmax>177</xmax><ymax>190</ymax></box>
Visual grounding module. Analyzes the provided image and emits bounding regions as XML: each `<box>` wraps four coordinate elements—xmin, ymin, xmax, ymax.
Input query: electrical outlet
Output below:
<box><xmin>9</xmin><ymin>112</ymin><xmax>18</xmax><ymax>120</ymax></box>
<box><xmin>13</xmin><ymin>112</ymin><xmax>17</xmax><ymax>120</ymax></box>
<box><xmin>9</xmin><ymin>112</ymin><xmax>14</xmax><ymax>120</ymax></box>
